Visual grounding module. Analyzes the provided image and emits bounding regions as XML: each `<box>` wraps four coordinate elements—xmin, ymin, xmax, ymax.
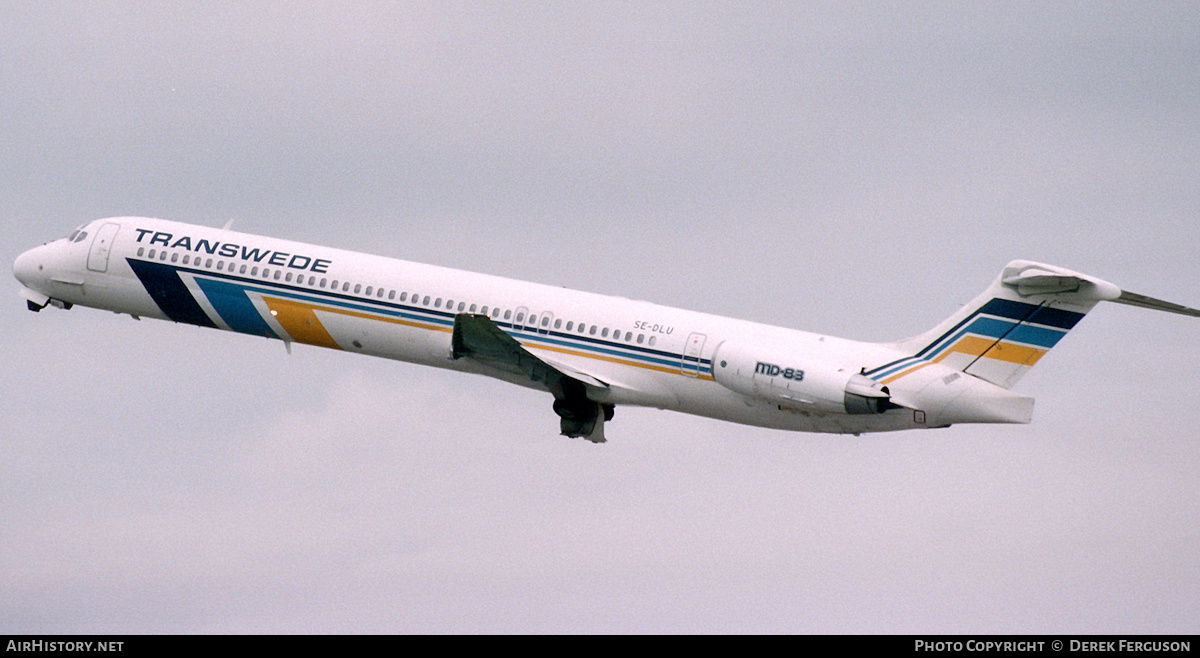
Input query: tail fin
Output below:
<box><xmin>869</xmin><ymin>260</ymin><xmax>1198</xmax><ymax>390</ymax></box>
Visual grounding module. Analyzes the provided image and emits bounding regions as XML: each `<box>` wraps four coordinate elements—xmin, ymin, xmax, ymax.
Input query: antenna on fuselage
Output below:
<box><xmin>221</xmin><ymin>218</ymin><xmax>235</xmax><ymax>231</ymax></box>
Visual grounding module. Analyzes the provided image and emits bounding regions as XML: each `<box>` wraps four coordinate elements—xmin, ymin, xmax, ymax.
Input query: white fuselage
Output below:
<box><xmin>15</xmin><ymin>217</ymin><xmax>1029</xmax><ymax>435</ymax></box>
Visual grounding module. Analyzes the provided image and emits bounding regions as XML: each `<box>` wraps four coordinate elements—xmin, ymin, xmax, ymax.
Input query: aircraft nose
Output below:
<box><xmin>13</xmin><ymin>248</ymin><xmax>41</xmax><ymax>287</ymax></box>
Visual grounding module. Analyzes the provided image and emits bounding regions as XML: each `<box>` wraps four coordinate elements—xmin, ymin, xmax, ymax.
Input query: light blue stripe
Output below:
<box><xmin>194</xmin><ymin>277</ymin><xmax>279</xmax><ymax>338</ymax></box>
<box><xmin>203</xmin><ymin>276</ymin><xmax>702</xmax><ymax>374</ymax></box>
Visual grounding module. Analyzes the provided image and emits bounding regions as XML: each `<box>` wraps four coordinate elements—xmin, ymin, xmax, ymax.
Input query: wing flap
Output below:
<box><xmin>451</xmin><ymin>313</ymin><xmax>611</xmax><ymax>442</ymax></box>
<box><xmin>450</xmin><ymin>313</ymin><xmax>608</xmax><ymax>393</ymax></box>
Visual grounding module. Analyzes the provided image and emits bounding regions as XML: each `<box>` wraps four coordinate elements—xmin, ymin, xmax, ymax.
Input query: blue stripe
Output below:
<box><xmin>964</xmin><ymin>317</ymin><xmax>1018</xmax><ymax>340</ymax></box>
<box><xmin>1007</xmin><ymin>323</ymin><xmax>1066</xmax><ymax>349</ymax></box>
<box><xmin>127</xmin><ymin>258</ymin><xmax>217</xmax><ymax>328</ymax></box>
<box><xmin>215</xmin><ymin>277</ymin><xmax>697</xmax><ymax>366</ymax></box>
<box><xmin>957</xmin><ymin>317</ymin><xmax>1066</xmax><ymax>349</ymax></box>
<box><xmin>509</xmin><ymin>329</ymin><xmax>694</xmax><ymax>371</ymax></box>
<box><xmin>138</xmin><ymin>259</ymin><xmax>706</xmax><ymax>374</ymax></box>
<box><xmin>193</xmin><ymin>277</ymin><xmax>279</xmax><ymax>338</ymax></box>
<box><xmin>979</xmin><ymin>298</ymin><xmax>1083</xmax><ymax>329</ymax></box>
<box><xmin>865</xmin><ymin>297</ymin><xmax>1077</xmax><ymax>380</ymax></box>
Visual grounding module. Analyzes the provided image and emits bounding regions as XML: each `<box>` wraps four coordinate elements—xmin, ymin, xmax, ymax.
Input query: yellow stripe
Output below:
<box><xmin>262</xmin><ymin>296</ymin><xmax>341</xmax><ymax>349</ymax></box>
<box><xmin>326</xmin><ymin>304</ymin><xmax>453</xmax><ymax>333</ymax></box>
<box><xmin>265</xmin><ymin>297</ymin><xmax>451</xmax><ymax>334</ymax></box>
<box><xmin>880</xmin><ymin>337</ymin><xmax>1047</xmax><ymax>385</ymax></box>
<box><xmin>258</xmin><ymin>297</ymin><xmax>710</xmax><ymax>379</ymax></box>
<box><xmin>526</xmin><ymin>340</ymin><xmax>716</xmax><ymax>381</ymax></box>
<box><xmin>979</xmin><ymin>340</ymin><xmax>1046</xmax><ymax>366</ymax></box>
<box><xmin>880</xmin><ymin>362</ymin><xmax>932</xmax><ymax>385</ymax></box>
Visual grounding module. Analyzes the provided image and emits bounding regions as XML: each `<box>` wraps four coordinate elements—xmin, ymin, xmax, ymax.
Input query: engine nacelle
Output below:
<box><xmin>712</xmin><ymin>340</ymin><xmax>895</xmax><ymax>415</ymax></box>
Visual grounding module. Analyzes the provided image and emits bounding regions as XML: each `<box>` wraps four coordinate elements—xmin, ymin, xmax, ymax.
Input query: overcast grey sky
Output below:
<box><xmin>3</xmin><ymin>3</ymin><xmax>1198</xmax><ymax>633</ymax></box>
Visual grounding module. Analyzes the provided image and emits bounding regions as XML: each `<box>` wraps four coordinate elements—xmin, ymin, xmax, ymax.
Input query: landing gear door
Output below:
<box><xmin>681</xmin><ymin>332</ymin><xmax>706</xmax><ymax>377</ymax></box>
<box><xmin>87</xmin><ymin>222</ymin><xmax>121</xmax><ymax>273</ymax></box>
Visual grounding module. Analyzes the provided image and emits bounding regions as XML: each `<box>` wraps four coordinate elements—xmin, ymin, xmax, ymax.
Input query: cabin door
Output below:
<box><xmin>681</xmin><ymin>332</ymin><xmax>706</xmax><ymax>377</ymax></box>
<box><xmin>87</xmin><ymin>223</ymin><xmax>121</xmax><ymax>273</ymax></box>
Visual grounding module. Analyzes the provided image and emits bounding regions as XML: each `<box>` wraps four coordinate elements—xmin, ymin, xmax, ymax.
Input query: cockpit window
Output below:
<box><xmin>67</xmin><ymin>227</ymin><xmax>89</xmax><ymax>243</ymax></box>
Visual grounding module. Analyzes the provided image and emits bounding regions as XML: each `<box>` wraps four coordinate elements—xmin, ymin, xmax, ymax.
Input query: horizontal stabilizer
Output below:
<box><xmin>1113</xmin><ymin>290</ymin><xmax>1200</xmax><ymax>317</ymax></box>
<box><xmin>999</xmin><ymin>262</ymin><xmax>1120</xmax><ymax>301</ymax></box>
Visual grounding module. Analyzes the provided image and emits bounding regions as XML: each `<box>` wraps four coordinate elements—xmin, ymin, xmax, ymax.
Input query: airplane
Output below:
<box><xmin>14</xmin><ymin>216</ymin><xmax>1200</xmax><ymax>442</ymax></box>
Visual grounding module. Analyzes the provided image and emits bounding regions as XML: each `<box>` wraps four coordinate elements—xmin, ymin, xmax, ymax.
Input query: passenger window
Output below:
<box><xmin>148</xmin><ymin>249</ymin><xmax>156</xmax><ymax>258</ymax></box>
<box><xmin>206</xmin><ymin>259</ymin><xmax>213</xmax><ymax>268</ymax></box>
<box><xmin>601</xmin><ymin>328</ymin><xmax>609</xmax><ymax>338</ymax></box>
<box><xmin>285</xmin><ymin>272</ymin><xmax>293</xmax><ymax>282</ymax></box>
<box><xmin>589</xmin><ymin>326</ymin><xmax>597</xmax><ymax>336</ymax></box>
<box><xmin>354</xmin><ymin>284</ymin><xmax>361</xmax><ymax>294</ymax></box>
<box><xmin>435</xmin><ymin>298</ymin><xmax>443</xmax><ymax>308</ymax></box>
<box><xmin>182</xmin><ymin>255</ymin><xmax>189</xmax><ymax>264</ymax></box>
<box><xmin>542</xmin><ymin>317</ymin><xmax>550</xmax><ymax>327</ymax></box>
<box><xmin>637</xmin><ymin>334</ymin><xmax>644</xmax><ymax>344</ymax></box>
<box><xmin>469</xmin><ymin>304</ymin><xmax>477</xmax><ymax>313</ymax></box>
<box><xmin>554</xmin><ymin>319</ymin><xmax>561</xmax><ymax>329</ymax></box>
<box><xmin>378</xmin><ymin>288</ymin><xmax>385</xmax><ymax>298</ymax></box>
<box><xmin>423</xmin><ymin>296</ymin><xmax>430</xmax><ymax>305</ymax></box>
<box><xmin>516</xmin><ymin>312</ymin><xmax>525</xmax><ymax>323</ymax></box>
<box><xmin>274</xmin><ymin>270</ymin><xmax>281</xmax><ymax>280</ymax></box>
<box><xmin>566</xmin><ymin>321</ymin><xmax>573</xmax><ymax>331</ymax></box>
<box><xmin>504</xmin><ymin>310</ymin><xmax>512</xmax><ymax>320</ymax></box>
<box><xmin>252</xmin><ymin>267</ymin><xmax>259</xmax><ymax>276</ymax></box>
<box><xmin>263</xmin><ymin>268</ymin><xmax>270</xmax><ymax>278</ymax></box>
<box><xmin>342</xmin><ymin>282</ymin><xmax>350</xmax><ymax>292</ymax></box>
<box><xmin>389</xmin><ymin>290</ymin><xmax>396</xmax><ymax>300</ymax></box>
<box><xmin>365</xmin><ymin>286</ymin><xmax>373</xmax><ymax>296</ymax></box>
<box><xmin>241</xmin><ymin>265</ymin><xmax>248</xmax><ymax>274</ymax></box>
<box><xmin>159</xmin><ymin>251</ymin><xmax>167</xmax><ymax>261</ymax></box>
<box><xmin>458</xmin><ymin>302</ymin><xmax>465</xmax><ymax>312</ymax></box>
<box><xmin>649</xmin><ymin>336</ymin><xmax>656</xmax><ymax>346</ymax></box>
<box><xmin>320</xmin><ymin>278</ymin><xmax>327</xmax><ymax>288</ymax></box>
<box><xmin>138</xmin><ymin>247</ymin><xmax>145</xmax><ymax>257</ymax></box>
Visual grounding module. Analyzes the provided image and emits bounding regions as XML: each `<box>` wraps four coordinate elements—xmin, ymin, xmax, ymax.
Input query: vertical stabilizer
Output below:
<box><xmin>869</xmin><ymin>261</ymin><xmax>1122</xmax><ymax>389</ymax></box>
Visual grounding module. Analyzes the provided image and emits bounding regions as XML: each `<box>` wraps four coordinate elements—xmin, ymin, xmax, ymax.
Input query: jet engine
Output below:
<box><xmin>712</xmin><ymin>340</ymin><xmax>897</xmax><ymax>415</ymax></box>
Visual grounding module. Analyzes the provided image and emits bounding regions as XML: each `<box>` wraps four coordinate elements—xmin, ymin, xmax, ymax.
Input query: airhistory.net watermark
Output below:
<box><xmin>6</xmin><ymin>641</ymin><xmax>123</xmax><ymax>653</ymax></box>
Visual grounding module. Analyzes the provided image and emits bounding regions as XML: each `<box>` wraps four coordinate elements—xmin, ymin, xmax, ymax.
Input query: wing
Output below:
<box><xmin>450</xmin><ymin>313</ymin><xmax>611</xmax><ymax>441</ymax></box>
